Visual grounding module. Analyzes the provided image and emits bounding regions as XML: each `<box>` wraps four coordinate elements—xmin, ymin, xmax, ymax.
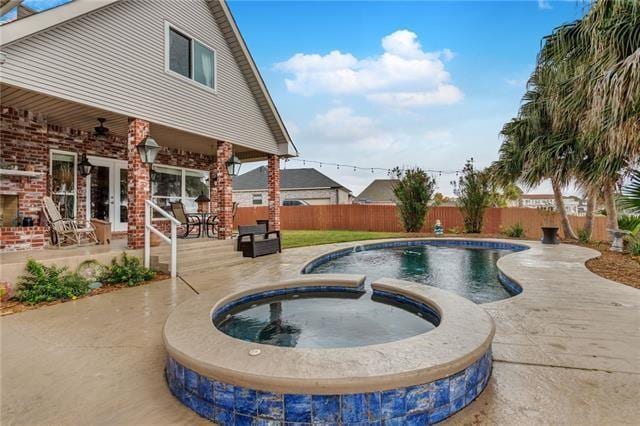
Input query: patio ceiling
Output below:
<box><xmin>0</xmin><ymin>83</ymin><xmax>266</xmax><ymax>161</ymax></box>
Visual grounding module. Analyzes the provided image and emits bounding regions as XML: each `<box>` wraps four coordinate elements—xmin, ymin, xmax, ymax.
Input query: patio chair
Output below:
<box><xmin>237</xmin><ymin>223</ymin><xmax>281</xmax><ymax>258</ymax></box>
<box><xmin>170</xmin><ymin>201</ymin><xmax>201</xmax><ymax>238</ymax></box>
<box><xmin>205</xmin><ymin>214</ymin><xmax>219</xmax><ymax>238</ymax></box>
<box><xmin>42</xmin><ymin>196</ymin><xmax>98</xmax><ymax>247</ymax></box>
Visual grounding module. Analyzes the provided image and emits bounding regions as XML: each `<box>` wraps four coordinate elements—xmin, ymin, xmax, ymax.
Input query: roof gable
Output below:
<box><xmin>0</xmin><ymin>0</ymin><xmax>295</xmax><ymax>156</ymax></box>
<box><xmin>356</xmin><ymin>179</ymin><xmax>399</xmax><ymax>203</ymax></box>
<box><xmin>233</xmin><ymin>167</ymin><xmax>349</xmax><ymax>192</ymax></box>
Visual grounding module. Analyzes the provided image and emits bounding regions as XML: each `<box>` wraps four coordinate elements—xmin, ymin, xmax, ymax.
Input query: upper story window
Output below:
<box><xmin>166</xmin><ymin>23</ymin><xmax>216</xmax><ymax>91</ymax></box>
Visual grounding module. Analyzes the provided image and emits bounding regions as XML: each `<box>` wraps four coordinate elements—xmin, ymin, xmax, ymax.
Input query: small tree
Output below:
<box><xmin>392</xmin><ymin>167</ymin><xmax>436</xmax><ymax>232</ymax></box>
<box><xmin>453</xmin><ymin>159</ymin><xmax>492</xmax><ymax>233</ymax></box>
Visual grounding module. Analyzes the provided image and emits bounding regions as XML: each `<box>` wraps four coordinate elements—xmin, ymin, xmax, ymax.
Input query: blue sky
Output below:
<box><xmin>1</xmin><ymin>0</ymin><xmax>588</xmax><ymax>196</ymax></box>
<box><xmin>228</xmin><ymin>0</ymin><xmax>588</xmax><ymax>195</ymax></box>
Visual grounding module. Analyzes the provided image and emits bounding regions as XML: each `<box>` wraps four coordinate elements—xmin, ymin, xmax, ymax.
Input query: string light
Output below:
<box><xmin>285</xmin><ymin>158</ymin><xmax>462</xmax><ymax>176</ymax></box>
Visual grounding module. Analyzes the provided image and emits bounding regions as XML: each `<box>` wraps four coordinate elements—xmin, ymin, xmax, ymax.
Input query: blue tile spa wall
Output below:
<box><xmin>166</xmin><ymin>347</ymin><xmax>492</xmax><ymax>425</ymax></box>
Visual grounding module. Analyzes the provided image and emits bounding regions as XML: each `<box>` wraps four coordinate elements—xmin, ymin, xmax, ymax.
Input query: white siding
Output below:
<box><xmin>0</xmin><ymin>0</ymin><xmax>280</xmax><ymax>154</ymax></box>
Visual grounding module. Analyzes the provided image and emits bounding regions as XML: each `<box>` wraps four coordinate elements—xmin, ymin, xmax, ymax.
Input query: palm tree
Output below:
<box><xmin>620</xmin><ymin>169</ymin><xmax>640</xmax><ymax>214</ymax></box>
<box><xmin>493</xmin><ymin>78</ymin><xmax>580</xmax><ymax>240</ymax></box>
<box><xmin>494</xmin><ymin>2</ymin><xmax>639</xmax><ymax>241</ymax></box>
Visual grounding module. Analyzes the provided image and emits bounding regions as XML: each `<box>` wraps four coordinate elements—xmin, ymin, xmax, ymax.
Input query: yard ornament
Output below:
<box><xmin>434</xmin><ymin>219</ymin><xmax>444</xmax><ymax>236</ymax></box>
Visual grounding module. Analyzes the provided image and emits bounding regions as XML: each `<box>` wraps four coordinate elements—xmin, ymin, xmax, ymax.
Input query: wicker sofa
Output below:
<box><xmin>237</xmin><ymin>224</ymin><xmax>281</xmax><ymax>258</ymax></box>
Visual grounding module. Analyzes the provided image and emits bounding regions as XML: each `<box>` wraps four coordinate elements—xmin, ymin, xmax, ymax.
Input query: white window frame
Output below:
<box><xmin>164</xmin><ymin>21</ymin><xmax>218</xmax><ymax>94</ymax></box>
<box><xmin>151</xmin><ymin>164</ymin><xmax>210</xmax><ymax>219</ymax></box>
<box><xmin>49</xmin><ymin>149</ymin><xmax>78</xmax><ymax>218</ymax></box>
<box><xmin>252</xmin><ymin>193</ymin><xmax>263</xmax><ymax>205</ymax></box>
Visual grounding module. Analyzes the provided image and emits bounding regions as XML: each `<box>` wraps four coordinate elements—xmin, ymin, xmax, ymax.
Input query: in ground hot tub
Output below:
<box><xmin>163</xmin><ymin>275</ymin><xmax>495</xmax><ymax>425</ymax></box>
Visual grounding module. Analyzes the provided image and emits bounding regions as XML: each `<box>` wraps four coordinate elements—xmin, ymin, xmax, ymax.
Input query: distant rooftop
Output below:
<box><xmin>233</xmin><ymin>167</ymin><xmax>350</xmax><ymax>192</ymax></box>
<box><xmin>355</xmin><ymin>179</ymin><xmax>399</xmax><ymax>204</ymax></box>
<box><xmin>521</xmin><ymin>194</ymin><xmax>581</xmax><ymax>201</ymax></box>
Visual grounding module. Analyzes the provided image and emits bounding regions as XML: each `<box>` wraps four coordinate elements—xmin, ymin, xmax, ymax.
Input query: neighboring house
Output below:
<box><xmin>355</xmin><ymin>179</ymin><xmax>399</xmax><ymax>205</ymax></box>
<box><xmin>233</xmin><ymin>167</ymin><xmax>352</xmax><ymax>206</ymax></box>
<box><xmin>518</xmin><ymin>194</ymin><xmax>583</xmax><ymax>215</ymax></box>
<box><xmin>0</xmin><ymin>0</ymin><xmax>296</xmax><ymax>252</ymax></box>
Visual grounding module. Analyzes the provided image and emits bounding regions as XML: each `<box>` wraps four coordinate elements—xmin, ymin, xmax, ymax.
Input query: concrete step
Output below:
<box><xmin>153</xmin><ymin>250</ymin><xmax>244</xmax><ymax>268</ymax></box>
<box><xmin>153</xmin><ymin>239</ymin><xmax>236</xmax><ymax>255</ymax></box>
<box><xmin>153</xmin><ymin>243</ymin><xmax>237</xmax><ymax>259</ymax></box>
<box><xmin>153</xmin><ymin>254</ymin><xmax>248</xmax><ymax>274</ymax></box>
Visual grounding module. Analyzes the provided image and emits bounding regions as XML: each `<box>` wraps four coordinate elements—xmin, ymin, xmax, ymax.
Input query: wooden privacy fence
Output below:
<box><xmin>234</xmin><ymin>205</ymin><xmax>609</xmax><ymax>241</ymax></box>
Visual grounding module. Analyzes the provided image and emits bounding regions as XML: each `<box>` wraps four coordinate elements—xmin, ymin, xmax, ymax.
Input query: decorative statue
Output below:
<box><xmin>434</xmin><ymin>219</ymin><xmax>444</xmax><ymax>236</ymax></box>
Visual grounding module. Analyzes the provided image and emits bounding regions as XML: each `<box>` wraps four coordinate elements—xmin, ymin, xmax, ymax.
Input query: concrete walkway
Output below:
<box><xmin>1</xmin><ymin>240</ymin><xmax>638</xmax><ymax>424</ymax></box>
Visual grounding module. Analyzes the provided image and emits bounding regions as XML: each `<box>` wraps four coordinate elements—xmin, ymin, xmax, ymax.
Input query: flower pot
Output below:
<box><xmin>541</xmin><ymin>226</ymin><xmax>559</xmax><ymax>244</ymax></box>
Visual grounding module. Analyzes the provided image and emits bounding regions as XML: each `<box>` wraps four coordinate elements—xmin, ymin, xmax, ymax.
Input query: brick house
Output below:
<box><xmin>0</xmin><ymin>0</ymin><xmax>296</xmax><ymax>252</ymax></box>
<box><xmin>233</xmin><ymin>167</ymin><xmax>352</xmax><ymax>206</ymax></box>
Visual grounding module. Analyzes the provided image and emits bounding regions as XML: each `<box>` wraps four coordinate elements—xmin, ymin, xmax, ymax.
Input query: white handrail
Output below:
<box><xmin>145</xmin><ymin>200</ymin><xmax>180</xmax><ymax>278</ymax></box>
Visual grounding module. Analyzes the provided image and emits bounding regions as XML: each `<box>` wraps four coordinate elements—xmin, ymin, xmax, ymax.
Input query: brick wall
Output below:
<box><xmin>216</xmin><ymin>141</ymin><xmax>233</xmax><ymax>239</ymax></box>
<box><xmin>1</xmin><ymin>105</ymin><xmax>218</xmax><ymax>250</ymax></box>
<box><xmin>0</xmin><ymin>226</ymin><xmax>47</xmax><ymax>251</ymax></box>
<box><xmin>1</xmin><ymin>106</ymin><xmax>126</xmax><ymax>225</ymax></box>
<box><xmin>267</xmin><ymin>155</ymin><xmax>281</xmax><ymax>231</ymax></box>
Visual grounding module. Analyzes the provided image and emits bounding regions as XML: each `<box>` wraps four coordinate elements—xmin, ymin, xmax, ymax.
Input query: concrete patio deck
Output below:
<box><xmin>1</xmin><ymin>239</ymin><xmax>638</xmax><ymax>424</ymax></box>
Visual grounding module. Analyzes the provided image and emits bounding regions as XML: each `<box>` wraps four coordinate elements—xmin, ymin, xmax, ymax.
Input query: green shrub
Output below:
<box><xmin>391</xmin><ymin>167</ymin><xmax>436</xmax><ymax>232</ymax></box>
<box><xmin>578</xmin><ymin>227</ymin><xmax>591</xmax><ymax>244</ymax></box>
<box><xmin>453</xmin><ymin>159</ymin><xmax>492</xmax><ymax>233</ymax></box>
<box><xmin>627</xmin><ymin>235</ymin><xmax>640</xmax><ymax>256</ymax></box>
<box><xmin>15</xmin><ymin>259</ymin><xmax>90</xmax><ymax>305</ymax></box>
<box><xmin>503</xmin><ymin>222</ymin><xmax>525</xmax><ymax>238</ymax></box>
<box><xmin>102</xmin><ymin>253</ymin><xmax>155</xmax><ymax>286</ymax></box>
<box><xmin>618</xmin><ymin>215</ymin><xmax>640</xmax><ymax>235</ymax></box>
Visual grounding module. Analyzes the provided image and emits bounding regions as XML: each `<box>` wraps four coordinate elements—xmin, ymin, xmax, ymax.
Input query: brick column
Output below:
<box><xmin>216</xmin><ymin>141</ymin><xmax>233</xmax><ymax>239</ymax></box>
<box><xmin>209</xmin><ymin>165</ymin><xmax>218</xmax><ymax>214</ymax></box>
<box><xmin>127</xmin><ymin>118</ymin><xmax>150</xmax><ymax>249</ymax></box>
<box><xmin>267</xmin><ymin>154</ymin><xmax>281</xmax><ymax>231</ymax></box>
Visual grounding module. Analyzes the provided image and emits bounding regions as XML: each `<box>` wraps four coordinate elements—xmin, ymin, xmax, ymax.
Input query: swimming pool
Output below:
<box><xmin>304</xmin><ymin>240</ymin><xmax>527</xmax><ymax>304</ymax></box>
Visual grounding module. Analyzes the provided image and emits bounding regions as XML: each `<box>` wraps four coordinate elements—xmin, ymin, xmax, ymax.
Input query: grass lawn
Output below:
<box><xmin>281</xmin><ymin>230</ymin><xmax>408</xmax><ymax>249</ymax></box>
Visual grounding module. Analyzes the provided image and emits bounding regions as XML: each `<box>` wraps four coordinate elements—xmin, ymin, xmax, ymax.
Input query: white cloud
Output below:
<box><xmin>307</xmin><ymin>107</ymin><xmax>404</xmax><ymax>151</ymax></box>
<box><xmin>538</xmin><ymin>0</ymin><xmax>552</xmax><ymax>10</ymax></box>
<box><xmin>275</xmin><ymin>29</ymin><xmax>462</xmax><ymax>108</ymax></box>
<box><xmin>423</xmin><ymin>129</ymin><xmax>452</xmax><ymax>142</ymax></box>
<box><xmin>367</xmin><ymin>85</ymin><xmax>463</xmax><ymax>108</ymax></box>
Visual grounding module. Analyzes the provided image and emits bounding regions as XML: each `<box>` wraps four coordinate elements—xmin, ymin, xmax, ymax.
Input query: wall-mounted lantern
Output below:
<box><xmin>225</xmin><ymin>153</ymin><xmax>242</xmax><ymax>177</ymax></box>
<box><xmin>78</xmin><ymin>154</ymin><xmax>93</xmax><ymax>177</ymax></box>
<box><xmin>136</xmin><ymin>136</ymin><xmax>161</xmax><ymax>164</ymax></box>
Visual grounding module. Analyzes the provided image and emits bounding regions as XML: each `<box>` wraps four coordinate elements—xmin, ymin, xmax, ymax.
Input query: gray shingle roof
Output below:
<box><xmin>233</xmin><ymin>167</ymin><xmax>350</xmax><ymax>192</ymax></box>
<box><xmin>355</xmin><ymin>179</ymin><xmax>399</xmax><ymax>203</ymax></box>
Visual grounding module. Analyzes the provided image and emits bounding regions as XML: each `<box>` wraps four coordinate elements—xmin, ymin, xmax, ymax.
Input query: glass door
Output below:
<box><xmin>86</xmin><ymin>157</ymin><xmax>128</xmax><ymax>232</ymax></box>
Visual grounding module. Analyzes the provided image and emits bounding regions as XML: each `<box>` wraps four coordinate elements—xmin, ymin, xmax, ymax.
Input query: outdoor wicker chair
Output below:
<box><xmin>42</xmin><ymin>196</ymin><xmax>98</xmax><ymax>247</ymax></box>
<box><xmin>237</xmin><ymin>223</ymin><xmax>281</xmax><ymax>258</ymax></box>
<box><xmin>169</xmin><ymin>201</ymin><xmax>202</xmax><ymax>238</ymax></box>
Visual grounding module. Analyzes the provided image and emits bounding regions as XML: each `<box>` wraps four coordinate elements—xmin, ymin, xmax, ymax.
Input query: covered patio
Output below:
<box><xmin>0</xmin><ymin>92</ymin><xmax>284</xmax><ymax>254</ymax></box>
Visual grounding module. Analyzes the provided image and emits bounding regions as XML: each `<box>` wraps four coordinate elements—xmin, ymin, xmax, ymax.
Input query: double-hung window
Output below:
<box><xmin>252</xmin><ymin>194</ymin><xmax>263</xmax><ymax>205</ymax></box>
<box><xmin>50</xmin><ymin>150</ymin><xmax>77</xmax><ymax>219</ymax></box>
<box><xmin>151</xmin><ymin>165</ymin><xmax>210</xmax><ymax>216</ymax></box>
<box><xmin>166</xmin><ymin>23</ymin><xmax>216</xmax><ymax>91</ymax></box>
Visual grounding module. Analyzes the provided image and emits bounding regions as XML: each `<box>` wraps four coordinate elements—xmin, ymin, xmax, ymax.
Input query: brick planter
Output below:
<box><xmin>0</xmin><ymin>226</ymin><xmax>47</xmax><ymax>252</ymax></box>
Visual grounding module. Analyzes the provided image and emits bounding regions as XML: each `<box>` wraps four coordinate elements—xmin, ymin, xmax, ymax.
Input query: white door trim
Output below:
<box><xmin>85</xmin><ymin>156</ymin><xmax>128</xmax><ymax>232</ymax></box>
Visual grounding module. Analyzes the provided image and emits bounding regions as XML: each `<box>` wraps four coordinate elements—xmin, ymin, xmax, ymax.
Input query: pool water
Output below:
<box><xmin>309</xmin><ymin>245</ymin><xmax>513</xmax><ymax>304</ymax></box>
<box><xmin>214</xmin><ymin>291</ymin><xmax>438</xmax><ymax>348</ymax></box>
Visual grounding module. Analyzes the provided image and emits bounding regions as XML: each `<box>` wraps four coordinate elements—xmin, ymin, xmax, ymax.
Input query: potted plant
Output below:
<box><xmin>538</xmin><ymin>206</ymin><xmax>559</xmax><ymax>244</ymax></box>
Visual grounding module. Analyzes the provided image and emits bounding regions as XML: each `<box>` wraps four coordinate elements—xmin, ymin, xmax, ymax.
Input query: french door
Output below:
<box><xmin>85</xmin><ymin>157</ymin><xmax>128</xmax><ymax>232</ymax></box>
